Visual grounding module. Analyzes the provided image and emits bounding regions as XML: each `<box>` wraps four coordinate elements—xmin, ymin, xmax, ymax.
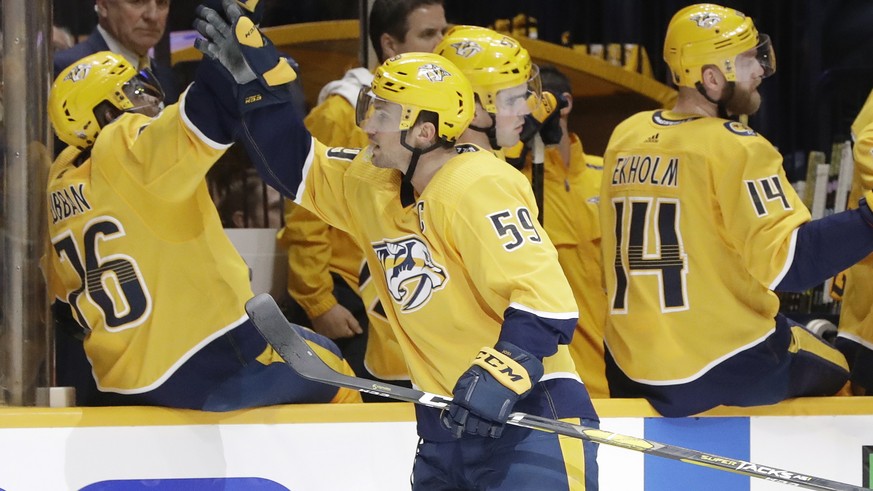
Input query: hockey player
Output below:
<box><xmin>600</xmin><ymin>3</ymin><xmax>873</xmax><ymax>417</ymax></box>
<box><xmin>194</xmin><ymin>1</ymin><xmax>599</xmax><ymax>488</ymax></box>
<box><xmin>436</xmin><ymin>27</ymin><xmax>610</xmax><ymax>397</ymax></box>
<box><xmin>835</xmin><ymin>93</ymin><xmax>873</xmax><ymax>395</ymax></box>
<box><xmin>278</xmin><ymin>0</ymin><xmax>447</xmax><ymax>387</ymax></box>
<box><xmin>45</xmin><ymin>18</ymin><xmax>360</xmax><ymax>409</ymax></box>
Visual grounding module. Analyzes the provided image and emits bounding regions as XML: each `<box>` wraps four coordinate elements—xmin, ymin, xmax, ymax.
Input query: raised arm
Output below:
<box><xmin>192</xmin><ymin>0</ymin><xmax>313</xmax><ymax>199</ymax></box>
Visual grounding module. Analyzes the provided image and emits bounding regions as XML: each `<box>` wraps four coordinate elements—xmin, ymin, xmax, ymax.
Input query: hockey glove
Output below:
<box><xmin>200</xmin><ymin>0</ymin><xmax>265</xmax><ymax>25</ymax></box>
<box><xmin>519</xmin><ymin>91</ymin><xmax>567</xmax><ymax>145</ymax></box>
<box><xmin>441</xmin><ymin>341</ymin><xmax>544</xmax><ymax>439</ymax></box>
<box><xmin>194</xmin><ymin>0</ymin><xmax>297</xmax><ymax>111</ymax></box>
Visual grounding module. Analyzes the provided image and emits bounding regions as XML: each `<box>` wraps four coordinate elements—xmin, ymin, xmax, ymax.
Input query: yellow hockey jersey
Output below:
<box><xmin>521</xmin><ymin>134</ymin><xmax>609</xmax><ymax>397</ymax></box>
<box><xmin>838</xmin><ymin>116</ymin><xmax>873</xmax><ymax>360</ymax></box>
<box><xmin>45</xmin><ymin>101</ymin><xmax>252</xmax><ymax>392</ymax></box>
<box><xmin>852</xmin><ymin>90</ymin><xmax>873</xmax><ymax>141</ymax></box>
<box><xmin>277</xmin><ymin>91</ymin><xmax>408</xmax><ymax>380</ymax></box>
<box><xmin>280</xmin><ymin>202</ymin><xmax>366</xmax><ymax>318</ymax></box>
<box><xmin>294</xmin><ymin>142</ymin><xmax>580</xmax><ymax>395</ymax></box>
<box><xmin>601</xmin><ymin>110</ymin><xmax>809</xmax><ymax>383</ymax></box>
<box><xmin>279</xmin><ymin>201</ymin><xmax>409</xmax><ymax>380</ymax></box>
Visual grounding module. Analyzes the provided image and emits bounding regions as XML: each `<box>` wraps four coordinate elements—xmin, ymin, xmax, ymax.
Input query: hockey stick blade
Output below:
<box><xmin>245</xmin><ymin>293</ymin><xmax>864</xmax><ymax>491</ymax></box>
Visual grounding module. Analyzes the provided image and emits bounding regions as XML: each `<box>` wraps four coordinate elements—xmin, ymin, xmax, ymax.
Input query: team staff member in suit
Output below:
<box><xmin>196</xmin><ymin>2</ymin><xmax>599</xmax><ymax>486</ymax></box>
<box><xmin>835</xmin><ymin>94</ymin><xmax>873</xmax><ymax>395</ymax></box>
<box><xmin>278</xmin><ymin>0</ymin><xmax>448</xmax><ymax>385</ymax></box>
<box><xmin>600</xmin><ymin>3</ymin><xmax>873</xmax><ymax>417</ymax></box>
<box><xmin>53</xmin><ymin>0</ymin><xmax>179</xmax><ymax>104</ymax></box>
<box><xmin>45</xmin><ymin>13</ymin><xmax>359</xmax><ymax>409</ymax></box>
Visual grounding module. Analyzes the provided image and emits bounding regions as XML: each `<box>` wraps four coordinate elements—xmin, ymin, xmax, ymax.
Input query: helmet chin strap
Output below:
<box><xmin>399</xmin><ymin>130</ymin><xmax>445</xmax><ymax>207</ymax></box>
<box><xmin>468</xmin><ymin>111</ymin><xmax>500</xmax><ymax>149</ymax></box>
<box><xmin>695</xmin><ymin>80</ymin><xmax>736</xmax><ymax>120</ymax></box>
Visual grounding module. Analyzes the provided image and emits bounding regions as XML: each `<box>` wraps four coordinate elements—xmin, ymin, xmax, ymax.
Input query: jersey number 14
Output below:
<box><xmin>611</xmin><ymin>198</ymin><xmax>688</xmax><ymax>313</ymax></box>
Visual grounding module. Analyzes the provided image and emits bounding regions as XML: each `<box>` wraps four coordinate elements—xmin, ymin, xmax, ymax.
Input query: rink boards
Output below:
<box><xmin>0</xmin><ymin>397</ymin><xmax>870</xmax><ymax>490</ymax></box>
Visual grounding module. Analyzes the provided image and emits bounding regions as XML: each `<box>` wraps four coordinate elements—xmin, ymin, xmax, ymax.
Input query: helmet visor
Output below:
<box><xmin>733</xmin><ymin>34</ymin><xmax>776</xmax><ymax>83</ymax></box>
<box><xmin>356</xmin><ymin>88</ymin><xmax>404</xmax><ymax>133</ymax></box>
<box><xmin>494</xmin><ymin>64</ymin><xmax>543</xmax><ymax>117</ymax></box>
<box><xmin>122</xmin><ymin>67</ymin><xmax>166</xmax><ymax>116</ymax></box>
<box><xmin>756</xmin><ymin>33</ymin><xmax>776</xmax><ymax>78</ymax></box>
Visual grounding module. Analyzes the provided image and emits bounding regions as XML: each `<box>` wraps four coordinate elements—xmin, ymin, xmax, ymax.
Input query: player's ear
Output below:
<box><xmin>94</xmin><ymin>0</ymin><xmax>107</xmax><ymax>18</ymax></box>
<box><xmin>472</xmin><ymin>99</ymin><xmax>491</xmax><ymax>126</ymax></box>
<box><xmin>413</xmin><ymin>119</ymin><xmax>437</xmax><ymax>147</ymax></box>
<box><xmin>560</xmin><ymin>92</ymin><xmax>573</xmax><ymax>116</ymax></box>
<box><xmin>380</xmin><ymin>33</ymin><xmax>399</xmax><ymax>59</ymax></box>
<box><xmin>700</xmin><ymin>65</ymin><xmax>724</xmax><ymax>92</ymax></box>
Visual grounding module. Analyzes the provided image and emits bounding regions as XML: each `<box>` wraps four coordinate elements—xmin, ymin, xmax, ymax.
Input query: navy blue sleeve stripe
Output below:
<box><xmin>775</xmin><ymin>204</ymin><xmax>873</xmax><ymax>292</ymax></box>
<box><xmin>497</xmin><ymin>306</ymin><xmax>577</xmax><ymax>359</ymax></box>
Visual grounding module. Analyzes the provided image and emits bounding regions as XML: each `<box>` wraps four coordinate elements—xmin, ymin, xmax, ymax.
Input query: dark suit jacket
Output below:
<box><xmin>53</xmin><ymin>29</ymin><xmax>180</xmax><ymax>104</ymax></box>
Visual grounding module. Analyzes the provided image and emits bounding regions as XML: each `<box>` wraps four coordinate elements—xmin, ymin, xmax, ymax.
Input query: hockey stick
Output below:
<box><xmin>245</xmin><ymin>293</ymin><xmax>865</xmax><ymax>491</ymax></box>
<box><xmin>531</xmin><ymin>133</ymin><xmax>545</xmax><ymax>225</ymax></box>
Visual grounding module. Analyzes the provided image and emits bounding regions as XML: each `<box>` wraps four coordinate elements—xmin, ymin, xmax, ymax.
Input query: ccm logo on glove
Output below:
<box><xmin>471</xmin><ymin>347</ymin><xmax>533</xmax><ymax>394</ymax></box>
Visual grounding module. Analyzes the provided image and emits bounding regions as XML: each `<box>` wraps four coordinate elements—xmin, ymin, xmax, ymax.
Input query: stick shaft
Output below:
<box><xmin>245</xmin><ymin>293</ymin><xmax>864</xmax><ymax>491</ymax></box>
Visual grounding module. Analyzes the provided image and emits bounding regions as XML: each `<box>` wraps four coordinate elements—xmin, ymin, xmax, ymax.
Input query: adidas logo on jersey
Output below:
<box><xmin>644</xmin><ymin>133</ymin><xmax>659</xmax><ymax>143</ymax></box>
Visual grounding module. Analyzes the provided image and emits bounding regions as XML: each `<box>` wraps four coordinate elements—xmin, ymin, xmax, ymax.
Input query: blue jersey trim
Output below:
<box><xmin>775</xmin><ymin>206</ymin><xmax>873</xmax><ymax>292</ymax></box>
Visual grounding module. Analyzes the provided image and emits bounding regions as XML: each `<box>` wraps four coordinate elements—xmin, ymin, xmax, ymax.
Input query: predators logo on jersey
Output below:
<box><xmin>373</xmin><ymin>236</ymin><xmax>448</xmax><ymax>312</ymax></box>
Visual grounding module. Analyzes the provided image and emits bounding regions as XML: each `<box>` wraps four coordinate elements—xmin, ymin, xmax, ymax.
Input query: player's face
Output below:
<box><xmin>362</xmin><ymin>99</ymin><xmax>408</xmax><ymax>170</ymax></box>
<box><xmin>123</xmin><ymin>70</ymin><xmax>165</xmax><ymax>117</ymax></box>
<box><xmin>97</xmin><ymin>0</ymin><xmax>170</xmax><ymax>56</ymax></box>
<box><xmin>493</xmin><ymin>83</ymin><xmax>530</xmax><ymax>148</ymax></box>
<box><xmin>726</xmin><ymin>48</ymin><xmax>765</xmax><ymax>115</ymax></box>
<box><xmin>394</xmin><ymin>4</ymin><xmax>447</xmax><ymax>55</ymax></box>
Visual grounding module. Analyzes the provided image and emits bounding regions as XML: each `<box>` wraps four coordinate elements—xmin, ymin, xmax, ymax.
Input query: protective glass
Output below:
<box><xmin>494</xmin><ymin>64</ymin><xmax>542</xmax><ymax>117</ymax></box>
<box><xmin>123</xmin><ymin>67</ymin><xmax>166</xmax><ymax>115</ymax></box>
<box><xmin>355</xmin><ymin>88</ymin><xmax>403</xmax><ymax>133</ymax></box>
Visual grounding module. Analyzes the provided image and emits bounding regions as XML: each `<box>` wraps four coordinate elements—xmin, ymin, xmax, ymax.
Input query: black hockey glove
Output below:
<box><xmin>441</xmin><ymin>341</ymin><xmax>544</xmax><ymax>438</ymax></box>
<box><xmin>519</xmin><ymin>90</ymin><xmax>567</xmax><ymax>145</ymax></box>
<box><xmin>194</xmin><ymin>0</ymin><xmax>297</xmax><ymax>112</ymax></box>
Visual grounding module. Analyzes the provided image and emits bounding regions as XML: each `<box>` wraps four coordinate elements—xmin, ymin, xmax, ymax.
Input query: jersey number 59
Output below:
<box><xmin>488</xmin><ymin>208</ymin><xmax>541</xmax><ymax>251</ymax></box>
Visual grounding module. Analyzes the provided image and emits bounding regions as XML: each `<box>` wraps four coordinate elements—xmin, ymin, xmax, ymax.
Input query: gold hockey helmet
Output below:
<box><xmin>356</xmin><ymin>52</ymin><xmax>474</xmax><ymax>143</ymax></box>
<box><xmin>663</xmin><ymin>3</ymin><xmax>775</xmax><ymax>88</ymax></box>
<box><xmin>49</xmin><ymin>51</ymin><xmax>164</xmax><ymax>149</ymax></box>
<box><xmin>434</xmin><ymin>25</ymin><xmax>541</xmax><ymax>116</ymax></box>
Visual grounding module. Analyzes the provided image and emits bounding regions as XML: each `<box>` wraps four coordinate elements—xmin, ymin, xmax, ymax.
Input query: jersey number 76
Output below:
<box><xmin>52</xmin><ymin>217</ymin><xmax>151</xmax><ymax>332</ymax></box>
